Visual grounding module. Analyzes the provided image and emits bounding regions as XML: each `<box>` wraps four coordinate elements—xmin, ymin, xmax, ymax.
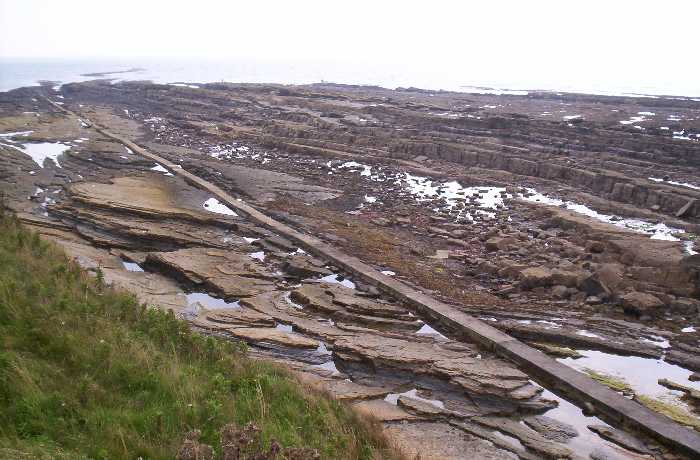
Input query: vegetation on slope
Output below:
<box><xmin>0</xmin><ymin>212</ymin><xmax>396</xmax><ymax>459</ymax></box>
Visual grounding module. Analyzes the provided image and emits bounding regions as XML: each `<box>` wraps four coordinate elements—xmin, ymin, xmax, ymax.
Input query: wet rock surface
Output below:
<box><xmin>225</xmin><ymin>327</ymin><xmax>319</xmax><ymax>349</ymax></box>
<box><xmin>524</xmin><ymin>415</ymin><xmax>579</xmax><ymax>443</ymax></box>
<box><xmin>586</xmin><ymin>425</ymin><xmax>650</xmax><ymax>455</ymax></box>
<box><xmin>2</xmin><ymin>81</ymin><xmax>699</xmax><ymax>459</ymax></box>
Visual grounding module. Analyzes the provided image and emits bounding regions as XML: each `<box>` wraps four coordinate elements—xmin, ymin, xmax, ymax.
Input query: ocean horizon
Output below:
<box><xmin>2</xmin><ymin>56</ymin><xmax>699</xmax><ymax>99</ymax></box>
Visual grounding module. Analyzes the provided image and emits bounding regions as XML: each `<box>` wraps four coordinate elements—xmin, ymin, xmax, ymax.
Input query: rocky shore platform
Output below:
<box><xmin>1</xmin><ymin>80</ymin><xmax>700</xmax><ymax>459</ymax></box>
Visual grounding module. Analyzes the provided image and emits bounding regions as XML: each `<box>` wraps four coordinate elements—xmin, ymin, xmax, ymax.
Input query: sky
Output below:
<box><xmin>1</xmin><ymin>0</ymin><xmax>699</xmax><ymax>95</ymax></box>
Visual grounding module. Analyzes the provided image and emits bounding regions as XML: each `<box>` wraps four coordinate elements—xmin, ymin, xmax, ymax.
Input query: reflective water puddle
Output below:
<box><xmin>186</xmin><ymin>292</ymin><xmax>240</xmax><ymax>310</ymax></box>
<box><xmin>121</xmin><ymin>260</ymin><xmax>144</xmax><ymax>272</ymax></box>
<box><xmin>2</xmin><ymin>140</ymin><xmax>71</xmax><ymax>168</ymax></box>
<box><xmin>559</xmin><ymin>349</ymin><xmax>700</xmax><ymax>399</ymax></box>
<box><xmin>150</xmin><ymin>162</ymin><xmax>173</xmax><ymax>176</ymax></box>
<box><xmin>203</xmin><ymin>197</ymin><xmax>238</xmax><ymax>216</ymax></box>
<box><xmin>249</xmin><ymin>251</ymin><xmax>265</xmax><ymax>262</ymax></box>
<box><xmin>539</xmin><ymin>388</ymin><xmax>641</xmax><ymax>459</ymax></box>
<box><xmin>319</xmin><ymin>273</ymin><xmax>356</xmax><ymax>289</ymax></box>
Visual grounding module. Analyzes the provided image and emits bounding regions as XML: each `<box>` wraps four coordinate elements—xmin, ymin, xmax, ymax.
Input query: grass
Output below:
<box><xmin>581</xmin><ymin>368</ymin><xmax>700</xmax><ymax>432</ymax></box>
<box><xmin>583</xmin><ymin>369</ymin><xmax>634</xmax><ymax>395</ymax></box>
<box><xmin>530</xmin><ymin>342</ymin><xmax>582</xmax><ymax>359</ymax></box>
<box><xmin>0</xmin><ymin>212</ymin><xmax>398</xmax><ymax>459</ymax></box>
<box><xmin>581</xmin><ymin>365</ymin><xmax>700</xmax><ymax>433</ymax></box>
<box><xmin>636</xmin><ymin>395</ymin><xmax>700</xmax><ymax>432</ymax></box>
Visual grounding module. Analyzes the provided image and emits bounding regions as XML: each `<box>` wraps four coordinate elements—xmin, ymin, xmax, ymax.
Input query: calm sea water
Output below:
<box><xmin>1</xmin><ymin>57</ymin><xmax>699</xmax><ymax>98</ymax></box>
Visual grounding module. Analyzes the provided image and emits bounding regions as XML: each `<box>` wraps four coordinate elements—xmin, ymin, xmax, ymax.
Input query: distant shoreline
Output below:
<box><xmin>1</xmin><ymin>58</ymin><xmax>699</xmax><ymax>99</ymax></box>
<box><xmin>80</xmin><ymin>67</ymin><xmax>145</xmax><ymax>77</ymax></box>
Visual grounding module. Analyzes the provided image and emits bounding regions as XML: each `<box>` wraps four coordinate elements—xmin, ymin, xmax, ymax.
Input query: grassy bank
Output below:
<box><xmin>0</xmin><ymin>213</ymin><xmax>396</xmax><ymax>459</ymax></box>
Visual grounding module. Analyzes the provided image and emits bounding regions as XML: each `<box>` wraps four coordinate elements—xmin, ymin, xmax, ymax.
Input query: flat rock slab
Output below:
<box><xmin>658</xmin><ymin>378</ymin><xmax>700</xmax><ymax>405</ymax></box>
<box><xmin>147</xmin><ymin>247</ymin><xmax>275</xmax><ymax>297</ymax></box>
<box><xmin>333</xmin><ymin>333</ymin><xmax>533</xmax><ymax>399</ymax></box>
<box><xmin>54</xmin><ymin>183</ymin><xmax>241</xmax><ymax>250</ymax></box>
<box><xmin>195</xmin><ymin>159</ymin><xmax>341</xmax><ymax>204</ymax></box>
<box><xmin>429</xmin><ymin>249</ymin><xmax>450</xmax><ymax>259</ymax></box>
<box><xmin>352</xmin><ymin>399</ymin><xmax>419</xmax><ymax>422</ymax></box>
<box><xmin>289</xmin><ymin>283</ymin><xmax>420</xmax><ymax>332</ymax></box>
<box><xmin>226</xmin><ymin>327</ymin><xmax>319</xmax><ymax>349</ymax></box>
<box><xmin>204</xmin><ymin>308</ymin><xmax>275</xmax><ymax>327</ymax></box>
<box><xmin>398</xmin><ymin>395</ymin><xmax>451</xmax><ymax>417</ymax></box>
<box><xmin>384</xmin><ymin>421</ymin><xmax>518</xmax><ymax>460</ymax></box>
<box><xmin>28</xmin><ymin>224</ymin><xmax>190</xmax><ymax>314</ymax></box>
<box><xmin>292</xmin><ymin>283</ymin><xmax>415</xmax><ymax>321</ymax></box>
<box><xmin>282</xmin><ymin>254</ymin><xmax>332</xmax><ymax>278</ymax></box>
<box><xmin>523</xmin><ymin>415</ymin><xmax>579</xmax><ymax>443</ymax></box>
<box><xmin>587</xmin><ymin>425</ymin><xmax>650</xmax><ymax>454</ymax></box>
<box><xmin>63</xmin><ymin>208</ymin><xmax>230</xmax><ymax>250</ymax></box>
<box><xmin>324</xmin><ymin>380</ymin><xmax>393</xmax><ymax>401</ymax></box>
<box><xmin>69</xmin><ymin>176</ymin><xmax>230</xmax><ymax>224</ymax></box>
<box><xmin>257</xmin><ymin>235</ymin><xmax>298</xmax><ymax>252</ymax></box>
<box><xmin>241</xmin><ymin>291</ymin><xmax>543</xmax><ymax>406</ymax></box>
<box><xmin>676</xmin><ymin>199</ymin><xmax>698</xmax><ymax>218</ymax></box>
<box><xmin>473</xmin><ymin>416</ymin><xmax>574</xmax><ymax>459</ymax></box>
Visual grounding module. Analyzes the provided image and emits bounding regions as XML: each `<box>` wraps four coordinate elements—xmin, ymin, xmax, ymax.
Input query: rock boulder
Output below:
<box><xmin>620</xmin><ymin>291</ymin><xmax>664</xmax><ymax>316</ymax></box>
<box><xmin>519</xmin><ymin>267</ymin><xmax>553</xmax><ymax>289</ymax></box>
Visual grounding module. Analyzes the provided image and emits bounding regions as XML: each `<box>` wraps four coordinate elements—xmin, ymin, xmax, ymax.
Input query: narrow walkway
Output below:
<box><xmin>48</xmin><ymin>99</ymin><xmax>700</xmax><ymax>457</ymax></box>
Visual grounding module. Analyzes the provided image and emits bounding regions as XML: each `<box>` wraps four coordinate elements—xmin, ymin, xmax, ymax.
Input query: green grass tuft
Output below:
<box><xmin>0</xmin><ymin>213</ymin><xmax>396</xmax><ymax>459</ymax></box>
<box><xmin>636</xmin><ymin>395</ymin><xmax>700</xmax><ymax>432</ymax></box>
<box><xmin>583</xmin><ymin>369</ymin><xmax>634</xmax><ymax>395</ymax></box>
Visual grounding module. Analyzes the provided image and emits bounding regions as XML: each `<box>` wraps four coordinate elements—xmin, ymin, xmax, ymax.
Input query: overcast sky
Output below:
<box><xmin>1</xmin><ymin>0</ymin><xmax>699</xmax><ymax>95</ymax></box>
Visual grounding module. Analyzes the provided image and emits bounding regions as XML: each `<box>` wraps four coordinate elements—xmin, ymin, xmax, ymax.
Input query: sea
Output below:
<box><xmin>1</xmin><ymin>57</ymin><xmax>699</xmax><ymax>99</ymax></box>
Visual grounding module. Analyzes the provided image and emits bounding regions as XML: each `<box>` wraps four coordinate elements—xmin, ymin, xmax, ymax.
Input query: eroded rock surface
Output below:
<box><xmin>146</xmin><ymin>247</ymin><xmax>276</xmax><ymax>298</ymax></box>
<box><xmin>2</xmin><ymin>81</ymin><xmax>698</xmax><ymax>460</ymax></box>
